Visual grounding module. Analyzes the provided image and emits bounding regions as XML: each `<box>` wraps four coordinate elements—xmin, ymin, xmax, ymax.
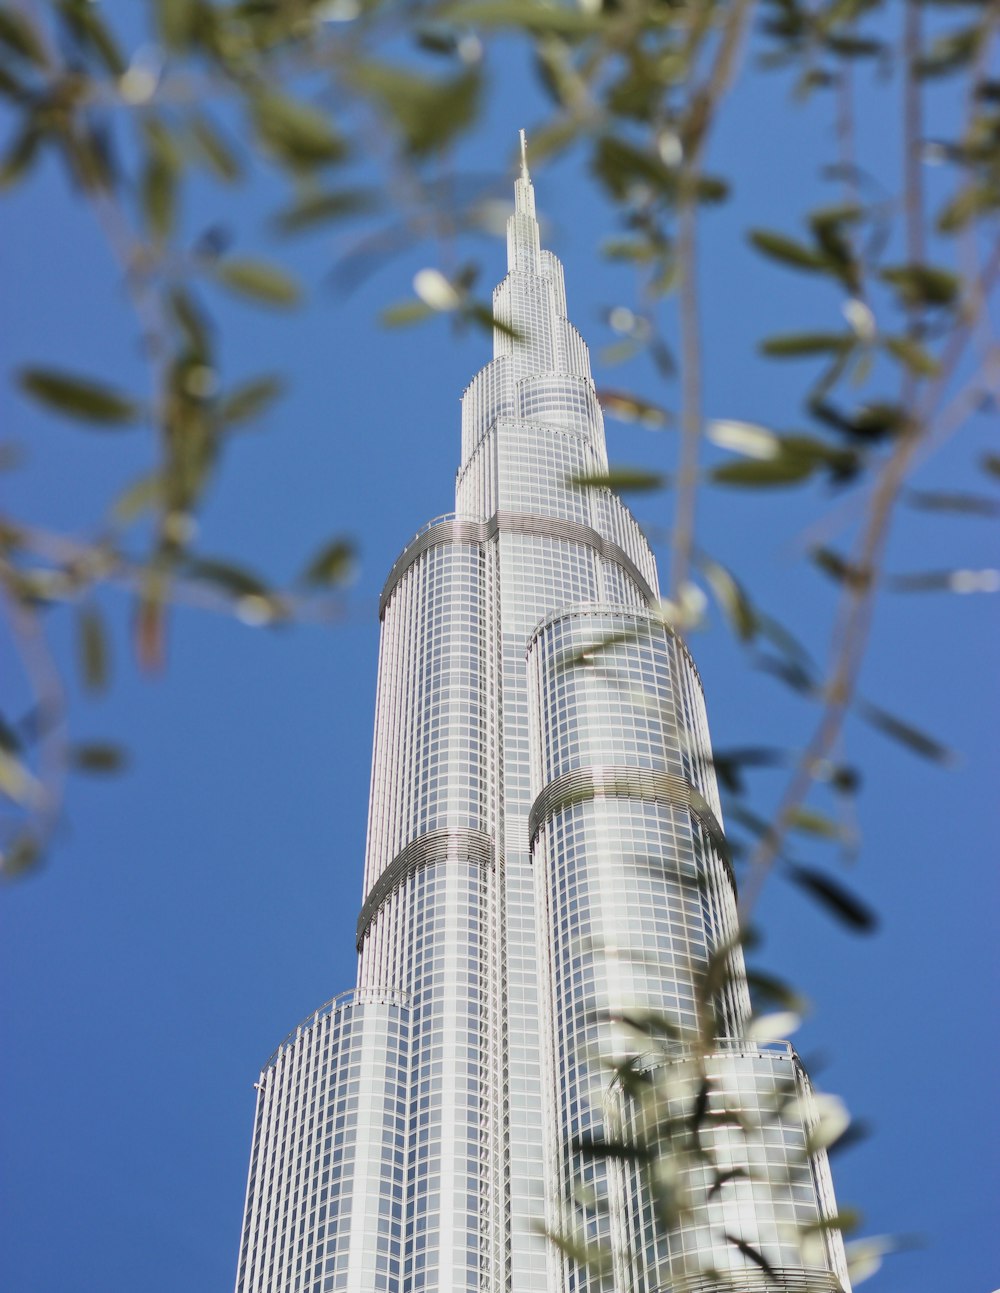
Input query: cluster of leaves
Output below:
<box><xmin>541</xmin><ymin>0</ymin><xmax>998</xmax><ymax>933</ymax></box>
<box><xmin>0</xmin><ymin>0</ymin><xmax>500</xmax><ymax>871</ymax></box>
<box><xmin>563</xmin><ymin>1005</ymin><xmax>892</xmax><ymax>1289</ymax></box>
<box><xmin>539</xmin><ymin>885</ymin><xmax>884</xmax><ymax>1285</ymax></box>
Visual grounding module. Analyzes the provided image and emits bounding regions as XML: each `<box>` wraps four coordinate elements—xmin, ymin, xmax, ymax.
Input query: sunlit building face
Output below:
<box><xmin>233</xmin><ymin>151</ymin><xmax>851</xmax><ymax>1293</ymax></box>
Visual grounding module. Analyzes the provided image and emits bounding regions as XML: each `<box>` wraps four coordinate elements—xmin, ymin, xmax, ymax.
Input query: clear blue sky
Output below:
<box><xmin>2</xmin><ymin>11</ymin><xmax>997</xmax><ymax>1292</ymax></box>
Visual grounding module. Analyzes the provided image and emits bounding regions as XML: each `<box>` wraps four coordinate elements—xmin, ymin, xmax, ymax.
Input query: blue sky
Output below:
<box><xmin>2</xmin><ymin>11</ymin><xmax>998</xmax><ymax>1292</ymax></box>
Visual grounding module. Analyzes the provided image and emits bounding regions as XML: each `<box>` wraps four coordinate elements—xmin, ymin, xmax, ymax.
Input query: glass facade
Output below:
<box><xmin>234</xmin><ymin>156</ymin><xmax>851</xmax><ymax>1293</ymax></box>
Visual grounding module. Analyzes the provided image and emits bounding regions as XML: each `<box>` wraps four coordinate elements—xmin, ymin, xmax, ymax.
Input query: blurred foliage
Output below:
<box><xmin>1</xmin><ymin>0</ymin><xmax>998</xmax><ymax>1284</ymax></box>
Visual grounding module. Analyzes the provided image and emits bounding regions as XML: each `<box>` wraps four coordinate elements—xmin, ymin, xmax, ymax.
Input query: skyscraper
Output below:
<box><xmin>234</xmin><ymin>142</ymin><xmax>851</xmax><ymax>1293</ymax></box>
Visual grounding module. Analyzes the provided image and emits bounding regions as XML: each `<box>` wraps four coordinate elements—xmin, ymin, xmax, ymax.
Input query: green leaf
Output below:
<box><xmin>0</xmin><ymin>60</ymin><xmax>28</xmax><ymax>101</ymax></box>
<box><xmin>189</xmin><ymin>113</ymin><xmax>242</xmax><ymax>182</ymax></box>
<box><xmin>155</xmin><ymin>0</ymin><xmax>199</xmax><ymax>49</ymax></box>
<box><xmin>708</xmin><ymin>1167</ymin><xmax>751</xmax><ymax>1198</ymax></box>
<box><xmin>698</xmin><ymin>554</ymin><xmax>756</xmax><ymax>641</ymax></box>
<box><xmin>112</xmin><ymin>473</ymin><xmax>163</xmax><ymax>524</ymax></box>
<box><xmin>592</xmin><ymin>135</ymin><xmax>727</xmax><ymax>205</ymax></box>
<box><xmin>710</xmin><ymin>746</ymin><xmax>784</xmax><ymax>793</ymax></box>
<box><xmin>593</xmin><ymin>136</ymin><xmax>666</xmax><ymax>201</ymax></box>
<box><xmin>543</xmin><ymin>1226</ymin><xmax>613</xmax><ymax>1274</ymax></box>
<box><xmin>787</xmin><ymin>807</ymin><xmax>841</xmax><ymax>840</ymax></box>
<box><xmin>440</xmin><ymin>2</ymin><xmax>603</xmax><ymax>34</ymax></box>
<box><xmin>696</xmin><ymin>174</ymin><xmax>730</xmax><ymax>203</ymax></box>
<box><xmin>187</xmin><ymin>558</ymin><xmax>270</xmax><ymax>599</ymax></box>
<box><xmin>724</xmin><ymin>1236</ymin><xmax>776</xmax><ymax>1278</ymax></box>
<box><xmin>850</xmin><ymin>401</ymin><xmax>910</xmax><ymax>442</ymax></box>
<box><xmin>215</xmin><ymin>259</ymin><xmax>301</xmax><ymax>308</ymax></box>
<box><xmin>726</xmin><ymin>802</ymin><xmax>773</xmax><ymax>842</ymax></box>
<box><xmin>18</xmin><ymin>369</ymin><xmax>140</xmax><ymax>426</ymax></box>
<box><xmin>711</xmin><ymin>456</ymin><xmax>815</xmax><ymax>487</ymax></box>
<box><xmin>465</xmin><ymin>301</ymin><xmax>516</xmax><ymax>337</ymax></box>
<box><xmin>745</xmin><ymin>969</ymin><xmax>807</xmax><ymax>1014</ymax></box>
<box><xmin>601</xmin><ymin>237</ymin><xmax>661</xmax><ymax>263</ymax></box>
<box><xmin>272</xmin><ymin>188</ymin><xmax>377</xmax><ymax>235</ymax></box>
<box><xmin>77</xmin><ymin>606</ymin><xmax>109</xmax><ymax>693</ymax></box>
<box><xmin>58</xmin><ymin>1</ymin><xmax>126</xmax><ymax>75</ymax></box>
<box><xmin>755</xmin><ymin>653</ymin><xmax>817</xmax><ymax>696</ymax></box>
<box><xmin>598</xmin><ymin>389</ymin><xmax>671</xmax><ymax>427</ymax></box>
<box><xmin>749</xmin><ymin>229</ymin><xmax>830</xmax><ymax>273</ymax></box>
<box><xmin>0</xmin><ymin>711</ymin><xmax>21</xmax><ymax>754</ymax></box>
<box><xmin>414</xmin><ymin>25</ymin><xmax>464</xmax><ymax>56</ymax></box>
<box><xmin>570</xmin><ymin>467</ymin><xmax>665</xmax><ymax>492</ymax></box>
<box><xmin>756</xmin><ymin>613</ymin><xmax>815</xmax><ymax>673</ymax></box>
<box><xmin>916</xmin><ymin>25</ymin><xmax>981</xmax><ymax>78</ymax></box>
<box><xmin>825</xmin><ymin>34</ymin><xmax>884</xmax><ymax>59</ymax></box>
<box><xmin>1</xmin><ymin>832</ymin><xmax>40</xmax><ymax>877</ymax></box>
<box><xmin>760</xmin><ymin>332</ymin><xmax>853</xmax><ymax>358</ymax></box>
<box><xmin>600</xmin><ymin>339</ymin><xmax>641</xmax><ymax>367</ymax></box>
<box><xmin>218</xmin><ymin>376</ymin><xmax>284</xmax><ymax>428</ymax></box>
<box><xmin>0</xmin><ymin>10</ymin><xmax>45</xmax><ymax>63</ymax></box>
<box><xmin>802</xmin><ymin>1208</ymin><xmax>863</xmax><ymax>1237</ymax></box>
<box><xmin>251</xmin><ymin>93</ymin><xmax>345</xmax><ymax>168</ymax></box>
<box><xmin>350</xmin><ymin>64</ymin><xmax>481</xmax><ymax>157</ymax></box>
<box><xmin>827</xmin><ymin>763</ymin><xmax>862</xmax><ymax>795</ymax></box>
<box><xmin>808</xmin><ymin>202</ymin><xmax>864</xmax><ymax>233</ymax></box>
<box><xmin>938</xmin><ymin>182</ymin><xmax>999</xmax><ymax>234</ymax></box>
<box><xmin>380</xmin><ymin>300</ymin><xmax>434</xmax><ymax>328</ymax></box>
<box><xmin>880</xmin><ymin>263</ymin><xmax>960</xmax><ymax>309</ymax></box>
<box><xmin>0</xmin><ymin>123</ymin><xmax>42</xmax><ymax>190</ymax></box>
<box><xmin>883</xmin><ymin>335</ymin><xmax>940</xmax><ymax>376</ymax></box>
<box><xmin>572</xmin><ymin>1136</ymin><xmax>648</xmax><ymax>1162</ymax></box>
<box><xmin>811</xmin><ymin>546</ymin><xmax>870</xmax><ymax>588</ymax></box>
<box><xmin>556</xmin><ymin>628</ymin><xmax>642</xmax><ymax>673</ymax></box>
<box><xmin>787</xmin><ymin>864</ymin><xmax>877</xmax><ymax>932</ymax></box>
<box><xmin>141</xmin><ymin>150</ymin><xmax>177</xmax><ymax>242</ymax></box>
<box><xmin>71</xmin><ymin>743</ymin><xmax>127</xmax><ymax>773</ymax></box>
<box><xmin>857</xmin><ymin>700</ymin><xmax>954</xmax><ymax>764</ymax></box>
<box><xmin>526</xmin><ymin>117</ymin><xmax>583</xmax><ymax>162</ymax></box>
<box><xmin>301</xmin><ymin>538</ymin><xmax>355</xmax><ymax>586</ymax></box>
<box><xmin>0</xmin><ymin>747</ymin><xmax>37</xmax><ymax>804</ymax></box>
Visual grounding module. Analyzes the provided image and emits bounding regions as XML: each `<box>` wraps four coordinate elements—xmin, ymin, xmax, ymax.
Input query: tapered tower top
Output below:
<box><xmin>513</xmin><ymin>128</ymin><xmax>536</xmax><ymax>221</ymax></box>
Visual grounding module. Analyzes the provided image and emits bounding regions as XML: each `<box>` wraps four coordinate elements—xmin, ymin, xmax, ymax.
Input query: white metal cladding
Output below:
<box><xmin>234</xmin><ymin>160</ymin><xmax>851</xmax><ymax>1293</ymax></box>
<box><xmin>235</xmin><ymin>993</ymin><xmax>409</xmax><ymax>1293</ymax></box>
<box><xmin>608</xmin><ymin>1047</ymin><xmax>851</xmax><ymax>1293</ymax></box>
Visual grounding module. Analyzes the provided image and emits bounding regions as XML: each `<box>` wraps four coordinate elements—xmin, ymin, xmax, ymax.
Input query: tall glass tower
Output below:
<box><xmin>234</xmin><ymin>144</ymin><xmax>851</xmax><ymax>1293</ymax></box>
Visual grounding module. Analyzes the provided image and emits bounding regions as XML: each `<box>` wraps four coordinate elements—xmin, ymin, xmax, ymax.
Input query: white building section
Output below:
<box><xmin>233</xmin><ymin>148</ymin><xmax>851</xmax><ymax>1293</ymax></box>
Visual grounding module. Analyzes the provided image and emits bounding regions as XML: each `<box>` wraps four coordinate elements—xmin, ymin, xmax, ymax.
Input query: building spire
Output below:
<box><xmin>512</xmin><ymin>127</ymin><xmax>536</xmax><ymax>225</ymax></box>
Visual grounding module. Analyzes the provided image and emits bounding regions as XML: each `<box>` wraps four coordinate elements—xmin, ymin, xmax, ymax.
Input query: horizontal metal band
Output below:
<box><xmin>528</xmin><ymin>765</ymin><xmax>731</xmax><ymax>880</ymax></box>
<box><xmin>666</xmin><ymin>1269</ymin><xmax>843</xmax><ymax>1293</ymax></box>
<box><xmin>526</xmin><ymin>601</ymin><xmax>704</xmax><ymax>698</ymax></box>
<box><xmin>356</xmin><ymin>828</ymin><xmax>493</xmax><ymax>949</ymax></box>
<box><xmin>262</xmin><ymin>988</ymin><xmax>409</xmax><ymax>1074</ymax></box>
<box><xmin>379</xmin><ymin>511</ymin><xmax>655</xmax><ymax>618</ymax></box>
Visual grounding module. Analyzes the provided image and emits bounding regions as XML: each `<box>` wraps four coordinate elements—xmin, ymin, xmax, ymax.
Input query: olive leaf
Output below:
<box><xmin>18</xmin><ymin>369</ymin><xmax>141</xmax><ymax>426</ymax></box>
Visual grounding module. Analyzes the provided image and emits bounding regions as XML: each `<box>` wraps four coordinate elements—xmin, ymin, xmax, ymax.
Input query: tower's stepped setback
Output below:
<box><xmin>233</xmin><ymin>146</ymin><xmax>851</xmax><ymax>1293</ymax></box>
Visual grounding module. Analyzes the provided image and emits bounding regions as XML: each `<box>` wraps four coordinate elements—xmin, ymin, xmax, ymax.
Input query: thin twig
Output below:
<box><xmin>669</xmin><ymin>0</ymin><xmax>756</xmax><ymax>600</ymax></box>
<box><xmin>738</xmin><ymin>99</ymin><xmax>1000</xmax><ymax>925</ymax></box>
